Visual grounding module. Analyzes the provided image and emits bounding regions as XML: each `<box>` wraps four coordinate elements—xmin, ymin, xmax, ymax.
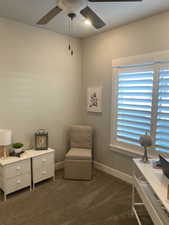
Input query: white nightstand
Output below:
<box><xmin>0</xmin><ymin>148</ymin><xmax>55</xmax><ymax>201</ymax></box>
<box><xmin>29</xmin><ymin>149</ymin><xmax>55</xmax><ymax>189</ymax></box>
<box><xmin>0</xmin><ymin>156</ymin><xmax>31</xmax><ymax>201</ymax></box>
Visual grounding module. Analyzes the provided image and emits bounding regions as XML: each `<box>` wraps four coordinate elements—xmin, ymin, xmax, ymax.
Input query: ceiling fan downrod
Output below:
<box><xmin>68</xmin><ymin>13</ymin><xmax>76</xmax><ymax>56</ymax></box>
<box><xmin>67</xmin><ymin>13</ymin><xmax>76</xmax><ymax>21</ymax></box>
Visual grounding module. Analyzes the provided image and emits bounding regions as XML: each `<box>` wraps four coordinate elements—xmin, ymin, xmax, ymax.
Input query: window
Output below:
<box><xmin>155</xmin><ymin>69</ymin><xmax>169</xmax><ymax>153</ymax></box>
<box><xmin>112</xmin><ymin>63</ymin><xmax>169</xmax><ymax>153</ymax></box>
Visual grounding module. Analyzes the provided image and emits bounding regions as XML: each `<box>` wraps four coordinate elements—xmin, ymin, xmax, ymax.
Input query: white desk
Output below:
<box><xmin>132</xmin><ymin>159</ymin><xmax>169</xmax><ymax>225</ymax></box>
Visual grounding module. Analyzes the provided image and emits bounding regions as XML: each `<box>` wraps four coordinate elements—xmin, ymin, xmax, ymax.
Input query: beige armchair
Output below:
<box><xmin>64</xmin><ymin>125</ymin><xmax>93</xmax><ymax>180</ymax></box>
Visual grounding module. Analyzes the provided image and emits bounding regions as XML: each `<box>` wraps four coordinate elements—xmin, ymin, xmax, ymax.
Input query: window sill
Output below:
<box><xmin>109</xmin><ymin>144</ymin><xmax>143</xmax><ymax>158</ymax></box>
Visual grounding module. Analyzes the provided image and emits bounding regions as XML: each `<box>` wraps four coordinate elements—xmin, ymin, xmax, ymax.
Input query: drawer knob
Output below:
<box><xmin>16</xmin><ymin>166</ymin><xmax>21</xmax><ymax>170</ymax></box>
<box><xmin>16</xmin><ymin>180</ymin><xmax>21</xmax><ymax>184</ymax></box>
<box><xmin>42</xmin><ymin>171</ymin><xmax>47</xmax><ymax>175</ymax></box>
<box><xmin>42</xmin><ymin>159</ymin><xmax>47</xmax><ymax>162</ymax></box>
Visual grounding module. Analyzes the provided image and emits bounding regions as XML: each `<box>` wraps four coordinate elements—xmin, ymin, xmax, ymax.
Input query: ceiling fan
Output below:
<box><xmin>37</xmin><ymin>0</ymin><xmax>142</xmax><ymax>29</ymax></box>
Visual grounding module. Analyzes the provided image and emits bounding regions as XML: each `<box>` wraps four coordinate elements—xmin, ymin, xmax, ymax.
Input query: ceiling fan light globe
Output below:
<box><xmin>85</xmin><ymin>19</ymin><xmax>92</xmax><ymax>25</ymax></box>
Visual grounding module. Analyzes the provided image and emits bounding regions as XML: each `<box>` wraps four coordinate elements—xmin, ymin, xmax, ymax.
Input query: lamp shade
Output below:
<box><xmin>0</xmin><ymin>129</ymin><xmax>11</xmax><ymax>146</ymax></box>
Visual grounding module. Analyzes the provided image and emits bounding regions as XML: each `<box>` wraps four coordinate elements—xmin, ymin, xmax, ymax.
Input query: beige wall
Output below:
<box><xmin>82</xmin><ymin>11</ymin><xmax>169</xmax><ymax>175</ymax></box>
<box><xmin>0</xmin><ymin>18</ymin><xmax>82</xmax><ymax>161</ymax></box>
<box><xmin>1</xmin><ymin>10</ymin><xmax>169</xmax><ymax>174</ymax></box>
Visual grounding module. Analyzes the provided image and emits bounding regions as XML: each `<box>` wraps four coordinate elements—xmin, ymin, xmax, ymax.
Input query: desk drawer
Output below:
<box><xmin>33</xmin><ymin>152</ymin><xmax>54</xmax><ymax>169</ymax></box>
<box><xmin>3</xmin><ymin>159</ymin><xmax>31</xmax><ymax>179</ymax></box>
<box><xmin>33</xmin><ymin>165</ymin><xmax>54</xmax><ymax>183</ymax></box>
<box><xmin>5</xmin><ymin>173</ymin><xmax>31</xmax><ymax>195</ymax></box>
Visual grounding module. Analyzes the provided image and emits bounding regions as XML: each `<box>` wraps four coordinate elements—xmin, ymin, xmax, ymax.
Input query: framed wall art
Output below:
<box><xmin>87</xmin><ymin>87</ymin><xmax>102</xmax><ymax>112</ymax></box>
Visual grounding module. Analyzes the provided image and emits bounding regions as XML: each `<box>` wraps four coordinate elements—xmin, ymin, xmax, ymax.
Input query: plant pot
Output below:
<box><xmin>14</xmin><ymin>147</ymin><xmax>23</xmax><ymax>154</ymax></box>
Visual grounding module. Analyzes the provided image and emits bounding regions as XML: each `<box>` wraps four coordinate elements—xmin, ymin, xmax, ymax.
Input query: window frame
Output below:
<box><xmin>154</xmin><ymin>63</ymin><xmax>169</xmax><ymax>154</ymax></box>
<box><xmin>111</xmin><ymin>58</ymin><xmax>169</xmax><ymax>157</ymax></box>
<box><xmin>111</xmin><ymin>65</ymin><xmax>155</xmax><ymax>152</ymax></box>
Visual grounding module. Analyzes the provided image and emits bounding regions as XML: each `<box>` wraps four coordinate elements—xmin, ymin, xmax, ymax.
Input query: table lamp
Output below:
<box><xmin>0</xmin><ymin>129</ymin><xmax>11</xmax><ymax>158</ymax></box>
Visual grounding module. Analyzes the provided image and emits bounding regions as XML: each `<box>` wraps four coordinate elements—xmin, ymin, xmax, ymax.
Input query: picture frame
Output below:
<box><xmin>87</xmin><ymin>87</ymin><xmax>102</xmax><ymax>112</ymax></box>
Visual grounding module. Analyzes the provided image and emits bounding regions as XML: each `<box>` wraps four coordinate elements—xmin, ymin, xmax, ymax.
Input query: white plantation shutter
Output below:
<box><xmin>115</xmin><ymin>69</ymin><xmax>154</xmax><ymax>146</ymax></box>
<box><xmin>155</xmin><ymin>69</ymin><xmax>169</xmax><ymax>153</ymax></box>
<box><xmin>112</xmin><ymin>55</ymin><xmax>169</xmax><ymax>154</ymax></box>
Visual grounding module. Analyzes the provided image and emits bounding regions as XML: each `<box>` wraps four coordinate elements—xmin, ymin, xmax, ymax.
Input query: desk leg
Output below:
<box><xmin>131</xmin><ymin>162</ymin><xmax>135</xmax><ymax>216</ymax></box>
<box><xmin>131</xmin><ymin>182</ymin><xmax>135</xmax><ymax>216</ymax></box>
<box><xmin>131</xmin><ymin>162</ymin><xmax>144</xmax><ymax>225</ymax></box>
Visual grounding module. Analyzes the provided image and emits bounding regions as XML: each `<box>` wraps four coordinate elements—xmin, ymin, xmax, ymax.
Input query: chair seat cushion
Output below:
<box><xmin>65</xmin><ymin>148</ymin><xmax>92</xmax><ymax>160</ymax></box>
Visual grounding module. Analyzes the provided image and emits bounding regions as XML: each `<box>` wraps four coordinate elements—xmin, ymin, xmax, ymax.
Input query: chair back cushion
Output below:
<box><xmin>70</xmin><ymin>125</ymin><xmax>93</xmax><ymax>149</ymax></box>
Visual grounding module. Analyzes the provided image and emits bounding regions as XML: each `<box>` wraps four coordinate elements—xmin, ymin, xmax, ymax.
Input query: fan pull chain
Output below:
<box><xmin>67</xmin><ymin>13</ymin><xmax>76</xmax><ymax>56</ymax></box>
<box><xmin>71</xmin><ymin>17</ymin><xmax>74</xmax><ymax>56</ymax></box>
<box><xmin>68</xmin><ymin>17</ymin><xmax>71</xmax><ymax>52</ymax></box>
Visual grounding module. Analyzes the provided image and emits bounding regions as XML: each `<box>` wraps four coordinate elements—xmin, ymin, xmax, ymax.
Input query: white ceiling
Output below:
<box><xmin>0</xmin><ymin>0</ymin><xmax>169</xmax><ymax>38</ymax></box>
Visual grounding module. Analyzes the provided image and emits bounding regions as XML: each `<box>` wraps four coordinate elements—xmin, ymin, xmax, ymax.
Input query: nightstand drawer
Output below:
<box><xmin>5</xmin><ymin>173</ymin><xmax>31</xmax><ymax>195</ymax></box>
<box><xmin>33</xmin><ymin>165</ymin><xmax>54</xmax><ymax>183</ymax></box>
<box><xmin>3</xmin><ymin>159</ymin><xmax>30</xmax><ymax>179</ymax></box>
<box><xmin>33</xmin><ymin>152</ymin><xmax>54</xmax><ymax>169</ymax></box>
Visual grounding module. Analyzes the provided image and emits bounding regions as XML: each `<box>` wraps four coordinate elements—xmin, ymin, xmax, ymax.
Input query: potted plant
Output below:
<box><xmin>12</xmin><ymin>143</ymin><xmax>24</xmax><ymax>154</ymax></box>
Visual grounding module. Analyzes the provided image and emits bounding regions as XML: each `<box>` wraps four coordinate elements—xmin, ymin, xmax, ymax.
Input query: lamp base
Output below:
<box><xmin>0</xmin><ymin>146</ymin><xmax>4</xmax><ymax>157</ymax></box>
<box><xmin>0</xmin><ymin>146</ymin><xmax>9</xmax><ymax>159</ymax></box>
<box><xmin>140</xmin><ymin>146</ymin><xmax>150</xmax><ymax>164</ymax></box>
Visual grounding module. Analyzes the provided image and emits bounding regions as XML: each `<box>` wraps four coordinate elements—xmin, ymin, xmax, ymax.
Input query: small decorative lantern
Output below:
<box><xmin>35</xmin><ymin>129</ymin><xmax>48</xmax><ymax>150</ymax></box>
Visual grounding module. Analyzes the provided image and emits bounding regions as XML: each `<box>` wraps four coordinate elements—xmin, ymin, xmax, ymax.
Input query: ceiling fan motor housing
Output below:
<box><xmin>68</xmin><ymin>13</ymin><xmax>76</xmax><ymax>20</ymax></box>
<box><xmin>58</xmin><ymin>0</ymin><xmax>87</xmax><ymax>14</ymax></box>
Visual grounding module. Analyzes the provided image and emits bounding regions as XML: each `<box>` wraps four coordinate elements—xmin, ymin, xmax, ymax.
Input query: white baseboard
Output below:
<box><xmin>55</xmin><ymin>161</ymin><xmax>64</xmax><ymax>170</ymax></box>
<box><xmin>55</xmin><ymin>160</ymin><xmax>132</xmax><ymax>184</ymax></box>
<box><xmin>94</xmin><ymin>161</ymin><xmax>133</xmax><ymax>184</ymax></box>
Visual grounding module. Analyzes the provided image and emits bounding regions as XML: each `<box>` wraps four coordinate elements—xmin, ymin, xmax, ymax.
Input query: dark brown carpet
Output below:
<box><xmin>0</xmin><ymin>169</ymin><xmax>153</xmax><ymax>225</ymax></box>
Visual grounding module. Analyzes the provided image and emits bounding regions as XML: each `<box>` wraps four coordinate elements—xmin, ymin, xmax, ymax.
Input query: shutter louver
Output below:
<box><xmin>116</xmin><ymin>70</ymin><xmax>154</xmax><ymax>145</ymax></box>
<box><xmin>155</xmin><ymin>69</ymin><xmax>169</xmax><ymax>152</ymax></box>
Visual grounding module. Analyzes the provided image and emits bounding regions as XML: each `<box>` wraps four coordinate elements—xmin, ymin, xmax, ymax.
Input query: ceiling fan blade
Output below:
<box><xmin>88</xmin><ymin>0</ymin><xmax>142</xmax><ymax>2</ymax></box>
<box><xmin>37</xmin><ymin>6</ymin><xmax>62</xmax><ymax>25</ymax></box>
<box><xmin>80</xmin><ymin>6</ymin><xmax>106</xmax><ymax>29</ymax></box>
